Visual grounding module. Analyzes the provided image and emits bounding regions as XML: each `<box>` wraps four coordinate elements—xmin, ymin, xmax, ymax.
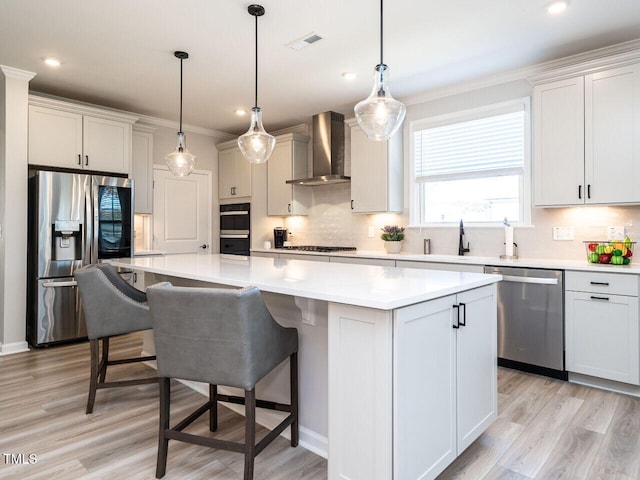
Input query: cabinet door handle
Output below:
<box><xmin>458</xmin><ymin>302</ymin><xmax>466</xmax><ymax>326</ymax></box>
<box><xmin>133</xmin><ymin>272</ymin><xmax>137</xmax><ymax>283</ymax></box>
<box><xmin>452</xmin><ymin>304</ymin><xmax>460</xmax><ymax>329</ymax></box>
<box><xmin>587</xmin><ymin>184</ymin><xmax>591</xmax><ymax>199</ymax></box>
<box><xmin>578</xmin><ymin>185</ymin><xmax>582</xmax><ymax>199</ymax></box>
<box><xmin>590</xmin><ymin>281</ymin><xmax>610</xmax><ymax>286</ymax></box>
<box><xmin>350</xmin><ymin>199</ymin><xmax>354</xmax><ymax>210</ymax></box>
<box><xmin>590</xmin><ymin>296</ymin><xmax>609</xmax><ymax>301</ymax></box>
<box><xmin>78</xmin><ymin>154</ymin><xmax>82</xmax><ymax>165</ymax></box>
<box><xmin>85</xmin><ymin>155</ymin><xmax>89</xmax><ymax>166</ymax></box>
<box><xmin>288</xmin><ymin>203</ymin><xmax>291</xmax><ymax>213</ymax></box>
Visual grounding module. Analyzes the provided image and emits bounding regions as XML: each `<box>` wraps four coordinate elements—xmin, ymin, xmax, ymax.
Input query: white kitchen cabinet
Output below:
<box><xmin>349</xmin><ymin>121</ymin><xmax>402</xmax><ymax>213</ymax></box>
<box><xmin>533</xmin><ymin>77</ymin><xmax>585</xmax><ymax>206</ymax></box>
<box><xmin>533</xmin><ymin>63</ymin><xmax>640</xmax><ymax>206</ymax></box>
<box><xmin>584</xmin><ymin>64</ymin><xmax>640</xmax><ymax>204</ymax></box>
<box><xmin>131</xmin><ymin>126</ymin><xmax>155</xmax><ymax>214</ymax></box>
<box><xmin>267</xmin><ymin>133</ymin><xmax>309</xmax><ymax>216</ymax></box>
<box><xmin>28</xmin><ymin>101</ymin><xmax>134</xmax><ymax>174</ymax></box>
<box><xmin>217</xmin><ymin>141</ymin><xmax>251</xmax><ymax>199</ymax></box>
<box><xmin>394</xmin><ymin>285</ymin><xmax>497</xmax><ymax>479</ymax></box>
<box><xmin>396</xmin><ymin>260</ymin><xmax>485</xmax><ymax>273</ymax></box>
<box><xmin>566</xmin><ymin>271</ymin><xmax>640</xmax><ymax>385</ymax></box>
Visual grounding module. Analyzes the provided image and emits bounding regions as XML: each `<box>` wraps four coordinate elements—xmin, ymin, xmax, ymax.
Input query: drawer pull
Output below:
<box><xmin>590</xmin><ymin>296</ymin><xmax>610</xmax><ymax>301</ymax></box>
<box><xmin>590</xmin><ymin>281</ymin><xmax>610</xmax><ymax>286</ymax></box>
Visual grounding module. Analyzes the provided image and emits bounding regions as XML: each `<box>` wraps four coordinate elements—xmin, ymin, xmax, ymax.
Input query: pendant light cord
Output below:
<box><xmin>179</xmin><ymin>56</ymin><xmax>184</xmax><ymax>133</ymax></box>
<box><xmin>254</xmin><ymin>13</ymin><xmax>259</xmax><ymax>109</ymax></box>
<box><xmin>380</xmin><ymin>0</ymin><xmax>384</xmax><ymax>65</ymax></box>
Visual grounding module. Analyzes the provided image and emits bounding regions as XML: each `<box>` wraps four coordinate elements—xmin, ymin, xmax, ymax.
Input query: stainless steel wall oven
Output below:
<box><xmin>220</xmin><ymin>203</ymin><xmax>250</xmax><ymax>255</ymax></box>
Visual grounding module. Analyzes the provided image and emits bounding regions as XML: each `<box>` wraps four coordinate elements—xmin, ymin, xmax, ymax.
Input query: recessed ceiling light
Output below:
<box><xmin>235</xmin><ymin>109</ymin><xmax>247</xmax><ymax>116</ymax></box>
<box><xmin>546</xmin><ymin>1</ymin><xmax>568</xmax><ymax>15</ymax></box>
<box><xmin>44</xmin><ymin>57</ymin><xmax>61</xmax><ymax>67</ymax></box>
<box><xmin>342</xmin><ymin>72</ymin><xmax>357</xmax><ymax>81</ymax></box>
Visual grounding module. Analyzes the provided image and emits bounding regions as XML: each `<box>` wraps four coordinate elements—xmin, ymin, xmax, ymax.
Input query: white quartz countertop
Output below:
<box><xmin>251</xmin><ymin>248</ymin><xmax>640</xmax><ymax>274</ymax></box>
<box><xmin>107</xmin><ymin>253</ymin><xmax>501</xmax><ymax>310</ymax></box>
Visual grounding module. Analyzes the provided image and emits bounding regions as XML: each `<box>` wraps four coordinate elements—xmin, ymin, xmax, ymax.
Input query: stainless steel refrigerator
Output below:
<box><xmin>27</xmin><ymin>170</ymin><xmax>134</xmax><ymax>346</ymax></box>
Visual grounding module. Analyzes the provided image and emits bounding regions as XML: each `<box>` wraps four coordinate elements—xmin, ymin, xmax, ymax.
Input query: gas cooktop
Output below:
<box><xmin>280</xmin><ymin>245</ymin><xmax>357</xmax><ymax>253</ymax></box>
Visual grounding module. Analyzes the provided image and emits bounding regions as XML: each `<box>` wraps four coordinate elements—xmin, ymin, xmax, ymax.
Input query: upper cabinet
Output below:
<box><xmin>349</xmin><ymin>121</ymin><xmax>403</xmax><ymax>213</ymax></box>
<box><xmin>533</xmin><ymin>63</ymin><xmax>640</xmax><ymax>206</ymax></box>
<box><xmin>131</xmin><ymin>126</ymin><xmax>155</xmax><ymax>214</ymax></box>
<box><xmin>28</xmin><ymin>97</ymin><xmax>136</xmax><ymax>174</ymax></box>
<box><xmin>267</xmin><ymin>133</ymin><xmax>309</xmax><ymax>216</ymax></box>
<box><xmin>217</xmin><ymin>140</ymin><xmax>251</xmax><ymax>199</ymax></box>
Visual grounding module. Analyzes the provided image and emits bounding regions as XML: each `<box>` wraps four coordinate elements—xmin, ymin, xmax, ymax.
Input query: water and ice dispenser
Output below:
<box><xmin>52</xmin><ymin>220</ymin><xmax>82</xmax><ymax>261</ymax></box>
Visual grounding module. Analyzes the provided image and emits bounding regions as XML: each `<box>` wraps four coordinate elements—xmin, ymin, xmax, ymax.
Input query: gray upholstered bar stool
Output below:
<box><xmin>75</xmin><ymin>263</ymin><xmax>157</xmax><ymax>414</ymax></box>
<box><xmin>146</xmin><ymin>284</ymin><xmax>299</xmax><ymax>480</ymax></box>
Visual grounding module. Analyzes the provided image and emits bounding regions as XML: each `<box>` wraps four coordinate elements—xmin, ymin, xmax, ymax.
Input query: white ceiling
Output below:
<box><xmin>1</xmin><ymin>0</ymin><xmax>640</xmax><ymax>135</ymax></box>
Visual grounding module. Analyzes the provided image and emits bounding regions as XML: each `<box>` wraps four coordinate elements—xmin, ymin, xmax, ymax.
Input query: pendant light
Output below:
<box><xmin>238</xmin><ymin>4</ymin><xmax>276</xmax><ymax>164</ymax></box>
<box><xmin>166</xmin><ymin>51</ymin><xmax>196</xmax><ymax>177</ymax></box>
<box><xmin>354</xmin><ymin>0</ymin><xmax>406</xmax><ymax>141</ymax></box>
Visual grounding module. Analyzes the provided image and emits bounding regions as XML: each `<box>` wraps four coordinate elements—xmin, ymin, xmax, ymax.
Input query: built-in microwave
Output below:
<box><xmin>220</xmin><ymin>203</ymin><xmax>250</xmax><ymax>255</ymax></box>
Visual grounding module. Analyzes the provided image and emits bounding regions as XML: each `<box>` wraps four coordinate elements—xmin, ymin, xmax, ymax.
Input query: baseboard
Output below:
<box><xmin>178</xmin><ymin>378</ymin><xmax>328</xmax><ymax>459</ymax></box>
<box><xmin>0</xmin><ymin>341</ymin><xmax>29</xmax><ymax>355</ymax></box>
<box><xmin>569</xmin><ymin>372</ymin><xmax>640</xmax><ymax>398</ymax></box>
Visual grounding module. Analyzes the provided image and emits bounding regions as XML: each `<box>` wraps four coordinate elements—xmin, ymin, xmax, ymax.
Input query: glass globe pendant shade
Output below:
<box><xmin>237</xmin><ymin>107</ymin><xmax>276</xmax><ymax>164</ymax></box>
<box><xmin>354</xmin><ymin>64</ymin><xmax>406</xmax><ymax>141</ymax></box>
<box><xmin>165</xmin><ymin>132</ymin><xmax>196</xmax><ymax>177</ymax></box>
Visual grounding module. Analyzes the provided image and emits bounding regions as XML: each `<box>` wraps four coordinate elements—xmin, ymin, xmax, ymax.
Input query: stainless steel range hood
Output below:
<box><xmin>286</xmin><ymin>111</ymin><xmax>350</xmax><ymax>185</ymax></box>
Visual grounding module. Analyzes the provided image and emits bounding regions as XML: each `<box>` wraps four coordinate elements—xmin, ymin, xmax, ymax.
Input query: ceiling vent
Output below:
<box><xmin>287</xmin><ymin>33</ymin><xmax>323</xmax><ymax>51</ymax></box>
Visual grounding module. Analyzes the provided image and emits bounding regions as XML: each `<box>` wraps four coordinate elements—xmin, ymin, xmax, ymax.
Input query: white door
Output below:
<box><xmin>153</xmin><ymin>166</ymin><xmax>212</xmax><ymax>254</ymax></box>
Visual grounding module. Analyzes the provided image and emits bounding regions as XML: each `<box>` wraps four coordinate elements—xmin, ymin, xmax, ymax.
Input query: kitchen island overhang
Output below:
<box><xmin>107</xmin><ymin>253</ymin><xmax>501</xmax><ymax>480</ymax></box>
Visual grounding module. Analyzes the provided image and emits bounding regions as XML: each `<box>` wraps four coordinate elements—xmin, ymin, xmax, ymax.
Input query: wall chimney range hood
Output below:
<box><xmin>286</xmin><ymin>111</ymin><xmax>350</xmax><ymax>185</ymax></box>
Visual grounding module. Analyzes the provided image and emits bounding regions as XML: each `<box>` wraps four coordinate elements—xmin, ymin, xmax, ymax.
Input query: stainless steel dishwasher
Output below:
<box><xmin>484</xmin><ymin>265</ymin><xmax>567</xmax><ymax>380</ymax></box>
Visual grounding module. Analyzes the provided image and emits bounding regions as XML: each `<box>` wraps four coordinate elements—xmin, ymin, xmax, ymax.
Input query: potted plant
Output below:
<box><xmin>381</xmin><ymin>225</ymin><xmax>405</xmax><ymax>253</ymax></box>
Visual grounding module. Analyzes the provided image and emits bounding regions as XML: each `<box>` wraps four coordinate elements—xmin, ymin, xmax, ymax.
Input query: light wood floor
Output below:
<box><xmin>2</xmin><ymin>334</ymin><xmax>639</xmax><ymax>479</ymax></box>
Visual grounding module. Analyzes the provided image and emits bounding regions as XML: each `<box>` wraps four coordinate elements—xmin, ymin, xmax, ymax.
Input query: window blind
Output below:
<box><xmin>414</xmin><ymin>110</ymin><xmax>525</xmax><ymax>181</ymax></box>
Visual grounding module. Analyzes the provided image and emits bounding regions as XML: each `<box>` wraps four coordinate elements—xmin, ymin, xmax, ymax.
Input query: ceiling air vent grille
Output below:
<box><xmin>287</xmin><ymin>33</ymin><xmax>323</xmax><ymax>51</ymax></box>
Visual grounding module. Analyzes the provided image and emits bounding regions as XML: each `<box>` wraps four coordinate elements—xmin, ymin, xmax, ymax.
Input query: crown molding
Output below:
<box><xmin>403</xmin><ymin>38</ymin><xmax>640</xmax><ymax>106</ymax></box>
<box><xmin>134</xmin><ymin>113</ymin><xmax>236</xmax><ymax>142</ymax></box>
<box><xmin>29</xmin><ymin>92</ymin><xmax>138</xmax><ymax>124</ymax></box>
<box><xmin>0</xmin><ymin>65</ymin><xmax>36</xmax><ymax>81</ymax></box>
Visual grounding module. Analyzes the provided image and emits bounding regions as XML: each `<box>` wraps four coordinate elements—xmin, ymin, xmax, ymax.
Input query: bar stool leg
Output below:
<box><xmin>209</xmin><ymin>384</ymin><xmax>218</xmax><ymax>432</ymax></box>
<box><xmin>86</xmin><ymin>339</ymin><xmax>99</xmax><ymax>414</ymax></box>
<box><xmin>290</xmin><ymin>352</ymin><xmax>299</xmax><ymax>447</ymax></box>
<box><xmin>244</xmin><ymin>388</ymin><xmax>256</xmax><ymax>480</ymax></box>
<box><xmin>156</xmin><ymin>377</ymin><xmax>171</xmax><ymax>479</ymax></box>
<box><xmin>99</xmin><ymin>337</ymin><xmax>110</xmax><ymax>383</ymax></box>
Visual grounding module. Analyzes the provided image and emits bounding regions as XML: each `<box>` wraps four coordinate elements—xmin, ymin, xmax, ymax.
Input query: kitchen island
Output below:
<box><xmin>108</xmin><ymin>253</ymin><xmax>501</xmax><ymax>480</ymax></box>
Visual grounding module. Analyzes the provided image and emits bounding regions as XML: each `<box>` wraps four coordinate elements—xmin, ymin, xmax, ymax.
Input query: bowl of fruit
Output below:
<box><xmin>585</xmin><ymin>238</ymin><xmax>635</xmax><ymax>265</ymax></box>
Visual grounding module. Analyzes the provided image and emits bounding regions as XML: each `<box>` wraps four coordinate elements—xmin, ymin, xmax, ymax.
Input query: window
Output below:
<box><xmin>410</xmin><ymin>98</ymin><xmax>530</xmax><ymax>226</ymax></box>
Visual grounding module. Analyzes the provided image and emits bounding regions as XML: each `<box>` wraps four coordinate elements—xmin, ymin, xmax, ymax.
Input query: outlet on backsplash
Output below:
<box><xmin>607</xmin><ymin>226</ymin><xmax>625</xmax><ymax>240</ymax></box>
<box><xmin>367</xmin><ymin>226</ymin><xmax>374</xmax><ymax>238</ymax></box>
<box><xmin>552</xmin><ymin>226</ymin><xmax>574</xmax><ymax>241</ymax></box>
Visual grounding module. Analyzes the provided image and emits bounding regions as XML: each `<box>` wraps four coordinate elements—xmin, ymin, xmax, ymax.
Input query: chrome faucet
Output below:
<box><xmin>458</xmin><ymin>219</ymin><xmax>470</xmax><ymax>256</ymax></box>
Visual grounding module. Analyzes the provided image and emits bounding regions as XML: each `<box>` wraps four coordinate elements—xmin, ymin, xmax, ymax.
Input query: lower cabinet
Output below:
<box><xmin>565</xmin><ymin>271</ymin><xmax>640</xmax><ymax>385</ymax></box>
<box><xmin>394</xmin><ymin>285</ymin><xmax>497</xmax><ymax>479</ymax></box>
<box><xmin>328</xmin><ymin>284</ymin><xmax>497</xmax><ymax>480</ymax></box>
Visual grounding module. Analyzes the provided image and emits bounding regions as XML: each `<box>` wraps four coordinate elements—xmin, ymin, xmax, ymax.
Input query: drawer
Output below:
<box><xmin>565</xmin><ymin>271</ymin><xmax>638</xmax><ymax>296</ymax></box>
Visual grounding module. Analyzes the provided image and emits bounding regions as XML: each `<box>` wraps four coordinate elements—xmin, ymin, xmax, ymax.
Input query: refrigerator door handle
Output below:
<box><xmin>92</xmin><ymin>182</ymin><xmax>99</xmax><ymax>264</ymax></box>
<box><xmin>85</xmin><ymin>183</ymin><xmax>93</xmax><ymax>266</ymax></box>
<box><xmin>42</xmin><ymin>280</ymin><xmax>78</xmax><ymax>288</ymax></box>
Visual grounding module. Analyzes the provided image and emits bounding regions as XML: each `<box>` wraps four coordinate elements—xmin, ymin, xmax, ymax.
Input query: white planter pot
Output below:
<box><xmin>384</xmin><ymin>241</ymin><xmax>402</xmax><ymax>254</ymax></box>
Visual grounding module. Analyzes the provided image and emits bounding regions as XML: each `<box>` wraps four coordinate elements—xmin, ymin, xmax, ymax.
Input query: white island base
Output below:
<box><xmin>110</xmin><ymin>254</ymin><xmax>499</xmax><ymax>480</ymax></box>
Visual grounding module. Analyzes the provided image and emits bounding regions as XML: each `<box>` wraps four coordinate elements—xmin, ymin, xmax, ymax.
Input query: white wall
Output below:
<box><xmin>0</xmin><ymin>66</ymin><xmax>34</xmax><ymax>355</ymax></box>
